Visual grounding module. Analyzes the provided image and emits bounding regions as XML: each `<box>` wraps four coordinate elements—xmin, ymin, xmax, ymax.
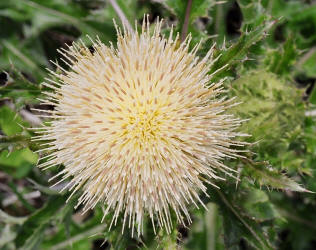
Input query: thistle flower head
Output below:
<box><xmin>36</xmin><ymin>19</ymin><xmax>244</xmax><ymax>236</ymax></box>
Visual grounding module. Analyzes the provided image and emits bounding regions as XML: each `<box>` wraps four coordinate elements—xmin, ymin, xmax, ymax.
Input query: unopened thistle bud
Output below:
<box><xmin>35</xmin><ymin>19</ymin><xmax>245</xmax><ymax>236</ymax></box>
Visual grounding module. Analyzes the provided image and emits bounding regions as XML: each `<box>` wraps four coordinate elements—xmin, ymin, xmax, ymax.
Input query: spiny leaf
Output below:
<box><xmin>242</xmin><ymin>158</ymin><xmax>310</xmax><ymax>193</ymax></box>
<box><xmin>238</xmin><ymin>0</ymin><xmax>266</xmax><ymax>25</ymax></box>
<box><xmin>210</xmin><ymin>18</ymin><xmax>276</xmax><ymax>81</ymax></box>
<box><xmin>0</xmin><ymin>106</ymin><xmax>27</xmax><ymax>136</ymax></box>
<box><xmin>265</xmin><ymin>36</ymin><xmax>299</xmax><ymax>75</ymax></box>
<box><xmin>230</xmin><ymin>70</ymin><xmax>306</xmax><ymax>173</ymax></box>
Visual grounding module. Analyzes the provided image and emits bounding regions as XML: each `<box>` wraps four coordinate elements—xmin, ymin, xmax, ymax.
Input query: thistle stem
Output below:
<box><xmin>181</xmin><ymin>0</ymin><xmax>193</xmax><ymax>42</ymax></box>
<box><xmin>108</xmin><ymin>0</ymin><xmax>133</xmax><ymax>33</ymax></box>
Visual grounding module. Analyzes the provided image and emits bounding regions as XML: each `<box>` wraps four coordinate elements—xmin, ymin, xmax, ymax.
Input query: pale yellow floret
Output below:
<box><xmin>36</xmin><ymin>18</ymin><xmax>245</xmax><ymax>236</ymax></box>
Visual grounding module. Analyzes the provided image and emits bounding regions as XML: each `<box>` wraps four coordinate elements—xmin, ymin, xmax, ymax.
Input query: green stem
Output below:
<box><xmin>53</xmin><ymin>224</ymin><xmax>107</xmax><ymax>250</ymax></box>
<box><xmin>8</xmin><ymin>181</ymin><xmax>36</xmax><ymax>213</ymax></box>
<box><xmin>181</xmin><ymin>0</ymin><xmax>193</xmax><ymax>42</ymax></box>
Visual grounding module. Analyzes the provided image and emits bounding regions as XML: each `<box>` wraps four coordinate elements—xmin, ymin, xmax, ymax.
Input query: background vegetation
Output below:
<box><xmin>0</xmin><ymin>0</ymin><xmax>316</xmax><ymax>249</ymax></box>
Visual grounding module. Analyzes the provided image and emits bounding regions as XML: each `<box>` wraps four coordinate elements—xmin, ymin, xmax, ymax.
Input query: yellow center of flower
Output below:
<box><xmin>127</xmin><ymin>109</ymin><xmax>161</xmax><ymax>143</ymax></box>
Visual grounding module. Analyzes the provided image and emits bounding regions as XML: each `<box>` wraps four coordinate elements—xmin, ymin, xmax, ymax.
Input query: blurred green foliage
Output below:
<box><xmin>0</xmin><ymin>0</ymin><xmax>316</xmax><ymax>249</ymax></box>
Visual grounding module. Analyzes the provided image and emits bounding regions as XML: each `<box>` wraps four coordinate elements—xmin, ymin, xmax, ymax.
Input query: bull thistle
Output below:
<box><xmin>34</xmin><ymin>18</ymin><xmax>246</xmax><ymax>236</ymax></box>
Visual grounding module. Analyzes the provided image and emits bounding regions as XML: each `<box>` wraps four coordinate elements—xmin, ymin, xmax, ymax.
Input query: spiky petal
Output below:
<box><xmin>35</xmin><ymin>19</ymin><xmax>245</xmax><ymax>236</ymax></box>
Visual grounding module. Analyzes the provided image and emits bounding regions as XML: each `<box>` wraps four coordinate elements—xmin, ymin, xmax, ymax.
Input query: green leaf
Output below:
<box><xmin>41</xmin><ymin>206</ymin><xmax>106</xmax><ymax>250</ymax></box>
<box><xmin>230</xmin><ymin>70</ymin><xmax>306</xmax><ymax>173</ymax></box>
<box><xmin>50</xmin><ymin>225</ymin><xmax>105</xmax><ymax>250</ymax></box>
<box><xmin>165</xmin><ymin>0</ymin><xmax>214</xmax><ymax>44</ymax></box>
<box><xmin>299</xmin><ymin>48</ymin><xmax>316</xmax><ymax>78</ymax></box>
<box><xmin>269</xmin><ymin>188</ymin><xmax>316</xmax><ymax>249</ymax></box>
<box><xmin>8</xmin><ymin>181</ymin><xmax>36</xmax><ymax>212</ymax></box>
<box><xmin>265</xmin><ymin>37</ymin><xmax>299</xmax><ymax>75</ymax></box>
<box><xmin>0</xmin><ymin>0</ymin><xmax>117</xmax><ymax>81</ymax></box>
<box><xmin>0</xmin><ymin>148</ymin><xmax>37</xmax><ymax>179</ymax></box>
<box><xmin>0</xmin><ymin>69</ymin><xmax>42</xmax><ymax>107</ymax></box>
<box><xmin>27</xmin><ymin>178</ymin><xmax>61</xmax><ymax>196</ymax></box>
<box><xmin>0</xmin><ymin>106</ymin><xmax>26</xmax><ymax>136</ymax></box>
<box><xmin>15</xmin><ymin>195</ymin><xmax>68</xmax><ymax>250</ymax></box>
<box><xmin>240</xmin><ymin>188</ymin><xmax>279</xmax><ymax>222</ymax></box>
<box><xmin>166</xmin><ymin>0</ymin><xmax>214</xmax><ymax>25</ymax></box>
<box><xmin>0</xmin><ymin>39</ymin><xmax>46</xmax><ymax>80</ymax></box>
<box><xmin>0</xmin><ymin>134</ymin><xmax>38</xmax><ymax>155</ymax></box>
<box><xmin>15</xmin><ymin>0</ymin><xmax>116</xmax><ymax>42</ymax></box>
<box><xmin>209</xmin><ymin>18</ymin><xmax>276</xmax><ymax>81</ymax></box>
<box><xmin>238</xmin><ymin>0</ymin><xmax>266</xmax><ymax>25</ymax></box>
<box><xmin>243</xmin><ymin>158</ymin><xmax>310</xmax><ymax>192</ymax></box>
<box><xmin>215</xmin><ymin>188</ymin><xmax>274</xmax><ymax>250</ymax></box>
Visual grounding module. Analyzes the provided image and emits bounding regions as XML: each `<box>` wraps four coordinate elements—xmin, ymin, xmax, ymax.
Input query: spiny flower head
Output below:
<box><xmin>35</xmin><ymin>19</ymin><xmax>245</xmax><ymax>236</ymax></box>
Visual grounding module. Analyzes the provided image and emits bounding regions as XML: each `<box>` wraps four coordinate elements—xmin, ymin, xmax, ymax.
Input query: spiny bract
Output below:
<box><xmin>35</xmin><ymin>19</ymin><xmax>245</xmax><ymax>236</ymax></box>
